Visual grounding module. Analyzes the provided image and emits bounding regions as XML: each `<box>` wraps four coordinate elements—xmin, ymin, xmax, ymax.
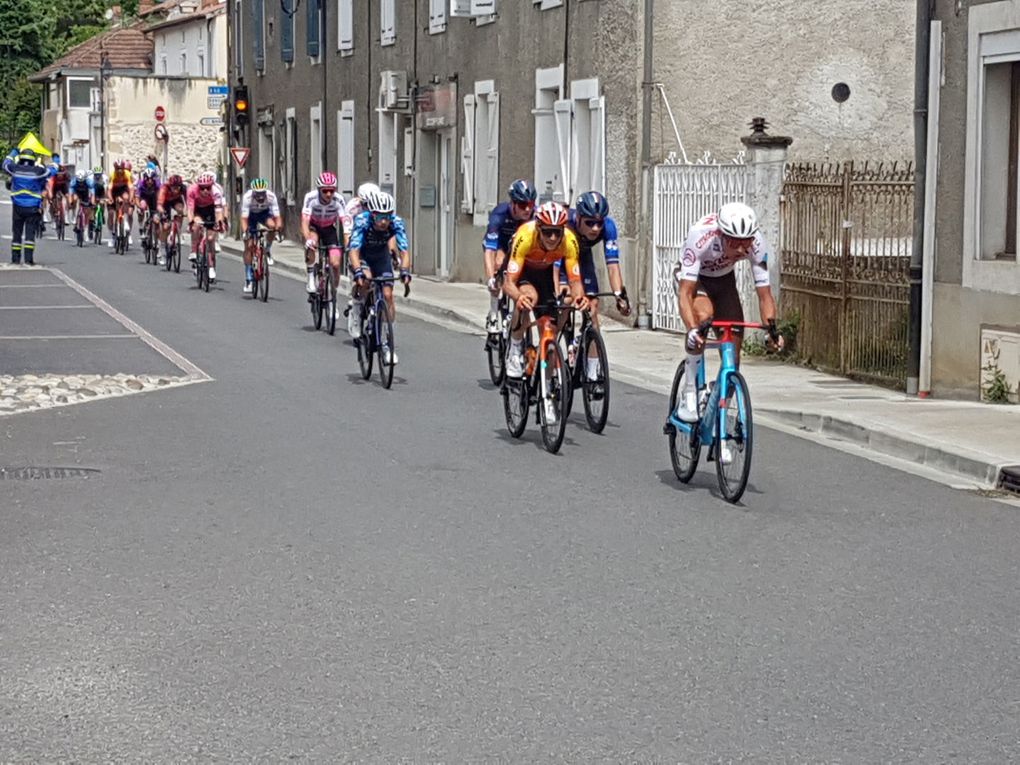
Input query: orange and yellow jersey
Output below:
<box><xmin>506</xmin><ymin>220</ymin><xmax>581</xmax><ymax>282</ymax></box>
<box><xmin>110</xmin><ymin>169</ymin><xmax>133</xmax><ymax>189</ymax></box>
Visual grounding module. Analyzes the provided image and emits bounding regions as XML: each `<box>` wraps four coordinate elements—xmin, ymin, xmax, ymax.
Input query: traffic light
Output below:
<box><xmin>233</xmin><ymin>85</ymin><xmax>250</xmax><ymax>129</ymax></box>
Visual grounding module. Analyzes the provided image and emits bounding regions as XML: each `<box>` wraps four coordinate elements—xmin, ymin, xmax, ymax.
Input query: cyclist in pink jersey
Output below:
<box><xmin>187</xmin><ymin>172</ymin><xmax>225</xmax><ymax>281</ymax></box>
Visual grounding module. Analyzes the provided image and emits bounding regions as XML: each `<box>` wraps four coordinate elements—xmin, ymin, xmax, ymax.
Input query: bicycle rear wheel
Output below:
<box><xmin>715</xmin><ymin>371</ymin><xmax>753</xmax><ymax>503</ymax></box>
<box><xmin>379</xmin><ymin>307</ymin><xmax>395</xmax><ymax>389</ymax></box>
<box><xmin>538</xmin><ymin>340</ymin><xmax>569</xmax><ymax>454</ymax></box>
<box><xmin>486</xmin><ymin>333</ymin><xmax>505</xmax><ymax>386</ymax></box>
<box><xmin>667</xmin><ymin>360</ymin><xmax>701</xmax><ymax>483</ymax></box>
<box><xmin>581</xmin><ymin>326</ymin><xmax>610</xmax><ymax>433</ymax></box>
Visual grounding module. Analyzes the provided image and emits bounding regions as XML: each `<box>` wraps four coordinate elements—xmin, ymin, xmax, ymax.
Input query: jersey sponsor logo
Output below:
<box><xmin>695</xmin><ymin>231</ymin><xmax>715</xmax><ymax>249</ymax></box>
<box><xmin>571</xmin><ymin>264</ymin><xmax>580</xmax><ymax>276</ymax></box>
<box><xmin>507</xmin><ymin>260</ymin><xmax>521</xmax><ymax>274</ymax></box>
<box><xmin>682</xmin><ymin>248</ymin><xmax>696</xmax><ymax>267</ymax></box>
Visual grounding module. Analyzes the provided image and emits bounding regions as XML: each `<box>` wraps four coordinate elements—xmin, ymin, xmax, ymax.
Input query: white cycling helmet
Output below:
<box><xmin>363</xmin><ymin>189</ymin><xmax>395</xmax><ymax>215</ymax></box>
<box><xmin>717</xmin><ymin>202</ymin><xmax>759</xmax><ymax>238</ymax></box>
<box><xmin>357</xmin><ymin>181</ymin><xmax>380</xmax><ymax>199</ymax></box>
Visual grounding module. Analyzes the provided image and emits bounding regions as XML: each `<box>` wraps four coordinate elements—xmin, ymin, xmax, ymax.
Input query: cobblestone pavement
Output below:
<box><xmin>0</xmin><ymin>373</ymin><xmax>196</xmax><ymax>416</ymax></box>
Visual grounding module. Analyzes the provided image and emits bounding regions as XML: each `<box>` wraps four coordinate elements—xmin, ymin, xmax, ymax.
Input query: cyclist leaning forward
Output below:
<box><xmin>186</xmin><ymin>172</ymin><xmax>225</xmax><ymax>281</ymax></box>
<box><xmin>135</xmin><ymin>168</ymin><xmax>161</xmax><ymax>244</ymax></box>
<box><xmin>156</xmin><ymin>173</ymin><xmax>187</xmax><ymax>264</ymax></box>
<box><xmin>301</xmin><ymin>172</ymin><xmax>351</xmax><ymax>312</ymax></box>
<box><xmin>672</xmin><ymin>202</ymin><xmax>784</xmax><ymax>423</ymax></box>
<box><xmin>107</xmin><ymin>160</ymin><xmax>135</xmax><ymax>248</ymax></box>
<box><xmin>69</xmin><ymin>170</ymin><xmax>95</xmax><ymax>236</ymax></box>
<box><xmin>484</xmin><ymin>179</ymin><xmax>537</xmax><ymax>337</ymax></box>
<box><xmin>240</xmin><ymin>178</ymin><xmax>283</xmax><ymax>293</ymax></box>
<box><xmin>347</xmin><ymin>189</ymin><xmax>412</xmax><ymax>366</ymax></box>
<box><xmin>503</xmin><ymin>201</ymin><xmax>588</xmax><ymax>379</ymax></box>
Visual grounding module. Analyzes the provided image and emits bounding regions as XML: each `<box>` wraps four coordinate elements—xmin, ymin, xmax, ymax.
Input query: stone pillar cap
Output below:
<box><xmin>740</xmin><ymin>117</ymin><xmax>793</xmax><ymax>148</ymax></box>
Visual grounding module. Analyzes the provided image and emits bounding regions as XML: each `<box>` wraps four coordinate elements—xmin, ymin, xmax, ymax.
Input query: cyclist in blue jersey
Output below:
<box><xmin>348</xmin><ymin>190</ymin><xmax>412</xmax><ymax>365</ymax></box>
<box><xmin>69</xmin><ymin>170</ymin><xmax>96</xmax><ymax>236</ymax></box>
<box><xmin>484</xmin><ymin>179</ymin><xmax>536</xmax><ymax>334</ymax></box>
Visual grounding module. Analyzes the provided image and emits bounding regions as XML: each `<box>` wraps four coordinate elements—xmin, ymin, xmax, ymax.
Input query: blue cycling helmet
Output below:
<box><xmin>507</xmin><ymin>179</ymin><xmax>537</xmax><ymax>204</ymax></box>
<box><xmin>575</xmin><ymin>191</ymin><xmax>609</xmax><ymax>219</ymax></box>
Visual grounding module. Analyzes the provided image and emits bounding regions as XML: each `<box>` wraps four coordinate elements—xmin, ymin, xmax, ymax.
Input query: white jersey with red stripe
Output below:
<box><xmin>676</xmin><ymin>213</ymin><xmax>771</xmax><ymax>287</ymax></box>
<box><xmin>241</xmin><ymin>189</ymin><xmax>281</xmax><ymax>217</ymax></box>
<box><xmin>301</xmin><ymin>189</ymin><xmax>352</xmax><ymax>231</ymax></box>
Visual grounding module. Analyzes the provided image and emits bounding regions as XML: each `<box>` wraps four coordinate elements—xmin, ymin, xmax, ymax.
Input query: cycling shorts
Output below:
<box><xmin>194</xmin><ymin>204</ymin><xmax>217</xmax><ymax>229</ymax></box>
<box><xmin>696</xmin><ymin>271</ymin><xmax>745</xmax><ymax>333</ymax></box>
<box><xmin>311</xmin><ymin>222</ymin><xmax>341</xmax><ymax>250</ymax></box>
<box><xmin>159</xmin><ymin>198</ymin><xmax>184</xmax><ymax>217</ymax></box>
<box><xmin>517</xmin><ymin>264</ymin><xmax>557</xmax><ymax>317</ymax></box>
<box><xmin>246</xmin><ymin>209</ymin><xmax>271</xmax><ymax>234</ymax></box>
<box><xmin>111</xmin><ymin>184</ymin><xmax>130</xmax><ymax>199</ymax></box>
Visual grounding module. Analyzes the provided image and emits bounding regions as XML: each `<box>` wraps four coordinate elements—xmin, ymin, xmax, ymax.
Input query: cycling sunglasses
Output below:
<box><xmin>372</xmin><ymin>212</ymin><xmax>394</xmax><ymax>222</ymax></box>
<box><xmin>539</xmin><ymin>226</ymin><xmax>564</xmax><ymax>239</ymax></box>
<box><xmin>580</xmin><ymin>217</ymin><xmax>604</xmax><ymax>228</ymax></box>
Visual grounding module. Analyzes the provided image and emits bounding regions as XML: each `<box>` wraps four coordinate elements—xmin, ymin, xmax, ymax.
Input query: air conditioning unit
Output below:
<box><xmin>380</xmin><ymin>70</ymin><xmax>409</xmax><ymax>110</ymax></box>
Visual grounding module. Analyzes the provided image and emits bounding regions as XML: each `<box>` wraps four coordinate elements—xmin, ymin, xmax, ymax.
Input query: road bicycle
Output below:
<box><xmin>485</xmin><ymin>278</ymin><xmax>511</xmax><ymax>386</ymax></box>
<box><xmin>50</xmin><ymin>193</ymin><xmax>66</xmax><ymax>241</ymax></box>
<box><xmin>113</xmin><ymin>200</ymin><xmax>130</xmax><ymax>255</ymax></box>
<box><xmin>249</xmin><ymin>224</ymin><xmax>272</xmax><ymax>302</ymax></box>
<box><xmin>193</xmin><ymin>219</ymin><xmax>218</xmax><ymax>293</ymax></box>
<box><xmin>91</xmin><ymin>202</ymin><xmax>105</xmax><ymax>245</ymax></box>
<box><xmin>164</xmin><ymin>208</ymin><xmax>182</xmax><ymax>273</ymax></box>
<box><xmin>558</xmin><ymin>291</ymin><xmax>616</xmax><ymax>434</ymax></box>
<box><xmin>501</xmin><ymin>297</ymin><xmax>572</xmax><ymax>454</ymax></box>
<box><xmin>73</xmin><ymin>203</ymin><xmax>88</xmax><ymax>248</ymax></box>
<box><xmin>352</xmin><ymin>276</ymin><xmax>410</xmax><ymax>390</ymax></box>
<box><xmin>141</xmin><ymin>209</ymin><xmax>160</xmax><ymax>266</ymax></box>
<box><xmin>309</xmin><ymin>241</ymin><xmax>338</xmax><ymax>334</ymax></box>
<box><xmin>663</xmin><ymin>319</ymin><xmax>775</xmax><ymax>503</ymax></box>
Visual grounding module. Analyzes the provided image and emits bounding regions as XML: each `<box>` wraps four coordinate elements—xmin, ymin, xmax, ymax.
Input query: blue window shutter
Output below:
<box><xmin>306</xmin><ymin>0</ymin><xmax>320</xmax><ymax>57</ymax></box>
<box><xmin>252</xmin><ymin>0</ymin><xmax>265</xmax><ymax>70</ymax></box>
<box><xmin>280</xmin><ymin>1</ymin><xmax>294</xmax><ymax>63</ymax></box>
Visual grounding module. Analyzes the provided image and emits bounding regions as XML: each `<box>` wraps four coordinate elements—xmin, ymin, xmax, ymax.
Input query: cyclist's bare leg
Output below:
<box><xmin>328</xmin><ymin>248</ymin><xmax>343</xmax><ymax>289</ymax></box>
<box><xmin>509</xmin><ymin>284</ymin><xmax>539</xmax><ymax>342</ymax></box>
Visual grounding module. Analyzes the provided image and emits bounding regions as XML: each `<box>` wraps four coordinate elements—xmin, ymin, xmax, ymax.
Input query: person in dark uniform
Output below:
<box><xmin>2</xmin><ymin>148</ymin><xmax>53</xmax><ymax>265</ymax></box>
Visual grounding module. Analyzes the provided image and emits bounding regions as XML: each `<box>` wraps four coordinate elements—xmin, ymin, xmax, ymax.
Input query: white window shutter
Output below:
<box><xmin>485</xmin><ymin>92</ymin><xmax>500</xmax><ymax>213</ymax></box>
<box><xmin>338</xmin><ymin>101</ymin><xmax>354</xmax><ymax>196</ymax></box>
<box><xmin>471</xmin><ymin>0</ymin><xmax>495</xmax><ymax>15</ymax></box>
<box><xmin>338</xmin><ymin>0</ymin><xmax>353</xmax><ymax>51</ymax></box>
<box><xmin>450</xmin><ymin>0</ymin><xmax>472</xmax><ymax>17</ymax></box>
<box><xmin>381</xmin><ymin>0</ymin><xmax>396</xmax><ymax>45</ymax></box>
<box><xmin>589</xmin><ymin>95</ymin><xmax>605</xmax><ymax>195</ymax></box>
<box><xmin>403</xmin><ymin>127</ymin><xmax>415</xmax><ymax>177</ymax></box>
<box><xmin>553</xmin><ymin>99</ymin><xmax>573</xmax><ymax>203</ymax></box>
<box><xmin>429</xmin><ymin>0</ymin><xmax>446</xmax><ymax>33</ymax></box>
<box><xmin>461</xmin><ymin>95</ymin><xmax>476</xmax><ymax>214</ymax></box>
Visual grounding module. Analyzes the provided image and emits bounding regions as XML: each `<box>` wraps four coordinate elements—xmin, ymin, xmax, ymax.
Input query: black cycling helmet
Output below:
<box><xmin>16</xmin><ymin>148</ymin><xmax>38</xmax><ymax>164</ymax></box>
<box><xmin>575</xmin><ymin>190</ymin><xmax>609</xmax><ymax>219</ymax></box>
<box><xmin>507</xmin><ymin>179</ymin><xmax>537</xmax><ymax>204</ymax></box>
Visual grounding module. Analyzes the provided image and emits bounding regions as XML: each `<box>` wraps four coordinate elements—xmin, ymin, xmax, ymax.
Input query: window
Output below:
<box><xmin>67</xmin><ymin>79</ymin><xmax>94</xmax><ymax>109</ymax></box>
<box><xmin>253</xmin><ymin>0</ymin><xmax>265</xmax><ymax>71</ymax></box>
<box><xmin>532</xmin><ymin>65</ymin><xmax>564</xmax><ymax>201</ymax></box>
<box><xmin>310</xmin><ymin>102</ymin><xmax>322</xmax><ymax>182</ymax></box>
<box><xmin>281</xmin><ymin>0</ymin><xmax>295</xmax><ymax>63</ymax></box>
<box><xmin>980</xmin><ymin>61</ymin><xmax>1020</xmax><ymax>260</ymax></box>
<box><xmin>563</xmin><ymin>79</ymin><xmax>606</xmax><ymax>201</ymax></box>
<box><xmin>428</xmin><ymin>0</ymin><xmax>446</xmax><ymax>34</ymax></box>
<box><xmin>472</xmin><ymin>0</ymin><xmax>496</xmax><ymax>19</ymax></box>
<box><xmin>197</xmin><ymin>51</ymin><xmax>205</xmax><ymax>76</ymax></box>
<box><xmin>337</xmin><ymin>101</ymin><xmax>355</xmax><ymax>196</ymax></box>
<box><xmin>337</xmin><ymin>0</ymin><xmax>353</xmax><ymax>53</ymax></box>
<box><xmin>234</xmin><ymin>0</ymin><xmax>244</xmax><ymax>77</ymax></box>
<box><xmin>460</xmin><ymin>81</ymin><xmax>499</xmax><ymax>224</ymax></box>
<box><xmin>306</xmin><ymin>0</ymin><xmax>320</xmax><ymax>58</ymax></box>
<box><xmin>378</xmin><ymin>111</ymin><xmax>398</xmax><ymax>194</ymax></box>
<box><xmin>381</xmin><ymin>0</ymin><xmax>395</xmax><ymax>46</ymax></box>
<box><xmin>180</xmin><ymin>53</ymin><xmax>187</xmax><ymax>75</ymax></box>
<box><xmin>161</xmin><ymin>56</ymin><xmax>168</xmax><ymax>75</ymax></box>
<box><xmin>285</xmin><ymin>108</ymin><xmax>297</xmax><ymax>204</ymax></box>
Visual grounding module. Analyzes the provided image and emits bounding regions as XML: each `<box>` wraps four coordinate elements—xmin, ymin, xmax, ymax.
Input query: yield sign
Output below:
<box><xmin>230</xmin><ymin>147</ymin><xmax>250</xmax><ymax>169</ymax></box>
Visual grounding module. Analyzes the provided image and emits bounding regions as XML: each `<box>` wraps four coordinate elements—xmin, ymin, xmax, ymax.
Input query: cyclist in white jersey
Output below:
<box><xmin>240</xmin><ymin>178</ymin><xmax>282</xmax><ymax>294</ymax></box>
<box><xmin>301</xmin><ymin>171</ymin><xmax>352</xmax><ymax>297</ymax></box>
<box><xmin>673</xmin><ymin>202</ymin><xmax>784</xmax><ymax>424</ymax></box>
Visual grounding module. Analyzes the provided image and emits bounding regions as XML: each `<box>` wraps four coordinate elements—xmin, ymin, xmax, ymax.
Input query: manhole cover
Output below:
<box><xmin>0</xmin><ymin>466</ymin><xmax>101</xmax><ymax>480</ymax></box>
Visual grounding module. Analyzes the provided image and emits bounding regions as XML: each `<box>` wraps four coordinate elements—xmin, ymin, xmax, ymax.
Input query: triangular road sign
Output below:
<box><xmin>230</xmin><ymin>147</ymin><xmax>250</xmax><ymax>169</ymax></box>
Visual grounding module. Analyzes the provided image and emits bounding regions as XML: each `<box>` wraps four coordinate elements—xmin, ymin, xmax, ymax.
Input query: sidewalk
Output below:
<box><xmin>220</xmin><ymin>236</ymin><xmax>1020</xmax><ymax>490</ymax></box>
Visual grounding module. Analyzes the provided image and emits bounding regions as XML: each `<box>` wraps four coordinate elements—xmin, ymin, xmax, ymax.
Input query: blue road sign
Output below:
<box><xmin>208</xmin><ymin>85</ymin><xmax>230</xmax><ymax>95</ymax></box>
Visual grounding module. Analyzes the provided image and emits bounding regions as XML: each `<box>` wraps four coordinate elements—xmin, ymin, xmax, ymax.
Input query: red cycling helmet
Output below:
<box><xmin>535</xmin><ymin>201</ymin><xmax>568</xmax><ymax>229</ymax></box>
<box><xmin>124</xmin><ymin>160</ymin><xmax>132</xmax><ymax>171</ymax></box>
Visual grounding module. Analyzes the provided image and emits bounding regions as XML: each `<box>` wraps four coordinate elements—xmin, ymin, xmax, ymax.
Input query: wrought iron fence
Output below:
<box><xmin>652</xmin><ymin>154</ymin><xmax>749</xmax><ymax>331</ymax></box>
<box><xmin>780</xmin><ymin>161</ymin><xmax>914</xmax><ymax>388</ymax></box>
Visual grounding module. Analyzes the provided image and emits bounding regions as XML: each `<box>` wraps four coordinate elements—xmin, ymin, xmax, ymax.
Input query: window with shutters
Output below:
<box><xmin>381</xmin><ymin>0</ymin><xmax>395</xmax><ymax>46</ymax></box>
<box><xmin>461</xmin><ymin>82</ymin><xmax>500</xmax><ymax>224</ymax></box>
<box><xmin>310</xmin><ymin>102</ymin><xmax>322</xmax><ymax>182</ymax></box>
<box><xmin>306</xmin><ymin>0</ymin><xmax>320</xmax><ymax>59</ymax></box>
<box><xmin>285</xmin><ymin>108</ymin><xmax>297</xmax><ymax>204</ymax></box>
<box><xmin>337</xmin><ymin>101</ymin><xmax>355</xmax><ymax>196</ymax></box>
<box><xmin>561</xmin><ymin>79</ymin><xmax>606</xmax><ymax>203</ymax></box>
<box><xmin>233</xmin><ymin>0</ymin><xmax>244</xmax><ymax>77</ymax></box>
<box><xmin>428</xmin><ymin>0</ymin><xmax>446</xmax><ymax>34</ymax></box>
<box><xmin>472</xmin><ymin>0</ymin><xmax>496</xmax><ymax>24</ymax></box>
<box><xmin>337</xmin><ymin>0</ymin><xmax>353</xmax><ymax>53</ymax></box>
<box><xmin>378</xmin><ymin>111</ymin><xmax>398</xmax><ymax>196</ymax></box>
<box><xmin>252</xmin><ymin>0</ymin><xmax>265</xmax><ymax>71</ymax></box>
<box><xmin>532</xmin><ymin>65</ymin><xmax>564</xmax><ymax>202</ymax></box>
<box><xmin>280</xmin><ymin>1</ymin><xmax>295</xmax><ymax>63</ymax></box>
<box><xmin>450</xmin><ymin>0</ymin><xmax>471</xmax><ymax>17</ymax></box>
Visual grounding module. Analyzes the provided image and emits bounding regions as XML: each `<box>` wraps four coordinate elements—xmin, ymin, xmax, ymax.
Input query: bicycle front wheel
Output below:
<box><xmin>260</xmin><ymin>259</ymin><xmax>270</xmax><ymax>302</ymax></box>
<box><xmin>667</xmin><ymin>360</ymin><xmax>701</xmax><ymax>483</ymax></box>
<box><xmin>486</xmin><ymin>333</ymin><xmax>505</xmax><ymax>386</ymax></box>
<box><xmin>379</xmin><ymin>307</ymin><xmax>395</xmax><ymax>389</ymax></box>
<box><xmin>538</xmin><ymin>340</ymin><xmax>569</xmax><ymax>454</ymax></box>
<box><xmin>326</xmin><ymin>277</ymin><xmax>337</xmax><ymax>335</ymax></box>
<box><xmin>581</xmin><ymin>326</ymin><xmax>610</xmax><ymax>433</ymax></box>
<box><xmin>715</xmin><ymin>371</ymin><xmax>753</xmax><ymax>503</ymax></box>
<box><xmin>357</xmin><ymin>307</ymin><xmax>374</xmax><ymax>380</ymax></box>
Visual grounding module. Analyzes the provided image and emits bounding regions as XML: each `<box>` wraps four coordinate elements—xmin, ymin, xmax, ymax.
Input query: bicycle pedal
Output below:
<box><xmin>662</xmin><ymin>421</ymin><xmax>676</xmax><ymax>436</ymax></box>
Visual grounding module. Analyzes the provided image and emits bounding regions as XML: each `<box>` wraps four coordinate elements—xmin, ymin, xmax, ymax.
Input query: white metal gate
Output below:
<box><xmin>652</xmin><ymin>155</ymin><xmax>750</xmax><ymax>332</ymax></box>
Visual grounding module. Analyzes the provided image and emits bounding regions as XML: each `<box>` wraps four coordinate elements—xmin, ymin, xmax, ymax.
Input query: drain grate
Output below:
<box><xmin>998</xmin><ymin>465</ymin><xmax>1020</xmax><ymax>495</ymax></box>
<box><xmin>0</xmin><ymin>466</ymin><xmax>101</xmax><ymax>480</ymax></box>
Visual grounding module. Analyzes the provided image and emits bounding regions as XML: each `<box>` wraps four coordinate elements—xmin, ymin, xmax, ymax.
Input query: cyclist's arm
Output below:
<box><xmin>501</xmin><ymin>234</ymin><xmax>527</xmax><ymax>304</ymax></box>
<box><xmin>562</xmin><ymin>234</ymin><xmax>586</xmax><ymax>307</ymax></box>
<box><xmin>347</xmin><ymin>219</ymin><xmax>365</xmax><ymax>270</ymax></box>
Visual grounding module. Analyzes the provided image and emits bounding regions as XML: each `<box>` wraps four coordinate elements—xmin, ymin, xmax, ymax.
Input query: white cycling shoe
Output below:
<box><xmin>719</xmin><ymin>442</ymin><xmax>734</xmax><ymax>466</ymax></box>
<box><xmin>208</xmin><ymin>266</ymin><xmax>217</xmax><ymax>281</ymax></box>
<box><xmin>382</xmin><ymin>345</ymin><xmax>398</xmax><ymax>365</ymax></box>
<box><xmin>306</xmin><ymin>274</ymin><xmax>317</xmax><ymax>293</ymax></box>
<box><xmin>243</xmin><ymin>281</ymin><xmax>253</xmax><ymax>294</ymax></box>
<box><xmin>674</xmin><ymin>389</ymin><xmax>699</xmax><ymax>423</ymax></box>
<box><xmin>506</xmin><ymin>351</ymin><xmax>525</xmax><ymax>379</ymax></box>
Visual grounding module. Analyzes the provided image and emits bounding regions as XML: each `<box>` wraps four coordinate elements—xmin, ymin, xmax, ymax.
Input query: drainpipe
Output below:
<box><xmin>637</xmin><ymin>0</ymin><xmax>653</xmax><ymax>328</ymax></box>
<box><xmin>907</xmin><ymin>0</ymin><xmax>933</xmax><ymax>395</ymax></box>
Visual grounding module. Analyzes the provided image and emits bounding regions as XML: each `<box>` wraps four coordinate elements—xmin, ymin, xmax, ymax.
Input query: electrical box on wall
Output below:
<box><xmin>980</xmin><ymin>326</ymin><xmax>1020</xmax><ymax>403</ymax></box>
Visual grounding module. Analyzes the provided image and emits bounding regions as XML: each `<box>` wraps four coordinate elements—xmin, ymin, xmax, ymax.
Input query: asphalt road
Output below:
<box><xmin>2</xmin><ymin>208</ymin><xmax>1020</xmax><ymax>761</ymax></box>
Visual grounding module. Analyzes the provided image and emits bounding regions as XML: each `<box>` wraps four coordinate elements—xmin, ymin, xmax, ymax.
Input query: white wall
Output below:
<box><xmin>153</xmin><ymin>13</ymin><xmax>227</xmax><ymax>79</ymax></box>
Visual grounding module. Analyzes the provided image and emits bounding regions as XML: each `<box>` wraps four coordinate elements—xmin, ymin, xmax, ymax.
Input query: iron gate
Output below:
<box><xmin>652</xmin><ymin>156</ymin><xmax>749</xmax><ymax>331</ymax></box>
<box><xmin>779</xmin><ymin>161</ymin><xmax>914</xmax><ymax>388</ymax></box>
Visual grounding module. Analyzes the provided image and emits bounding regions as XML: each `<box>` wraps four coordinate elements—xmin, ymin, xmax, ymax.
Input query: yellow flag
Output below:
<box><xmin>17</xmin><ymin>132</ymin><xmax>52</xmax><ymax>157</ymax></box>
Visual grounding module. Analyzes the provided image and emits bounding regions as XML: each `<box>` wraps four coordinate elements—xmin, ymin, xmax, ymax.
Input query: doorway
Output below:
<box><xmin>436</xmin><ymin>129</ymin><xmax>454</xmax><ymax>277</ymax></box>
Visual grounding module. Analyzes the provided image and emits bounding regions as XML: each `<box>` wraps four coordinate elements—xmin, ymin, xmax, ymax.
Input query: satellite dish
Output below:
<box><xmin>104</xmin><ymin>8</ymin><xmax>114</xmax><ymax>19</ymax></box>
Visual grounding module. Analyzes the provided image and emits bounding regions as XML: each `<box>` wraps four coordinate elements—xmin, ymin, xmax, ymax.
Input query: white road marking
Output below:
<box><xmin>0</xmin><ymin>283</ymin><xmax>65</xmax><ymax>288</ymax></box>
<box><xmin>0</xmin><ymin>305</ymin><xmax>96</xmax><ymax>310</ymax></box>
<box><xmin>0</xmin><ymin>333</ymin><xmax>137</xmax><ymax>340</ymax></box>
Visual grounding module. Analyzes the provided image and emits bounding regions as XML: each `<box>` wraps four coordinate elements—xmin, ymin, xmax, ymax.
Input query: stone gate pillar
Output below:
<box><xmin>741</xmin><ymin>118</ymin><xmax>792</xmax><ymax>302</ymax></box>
